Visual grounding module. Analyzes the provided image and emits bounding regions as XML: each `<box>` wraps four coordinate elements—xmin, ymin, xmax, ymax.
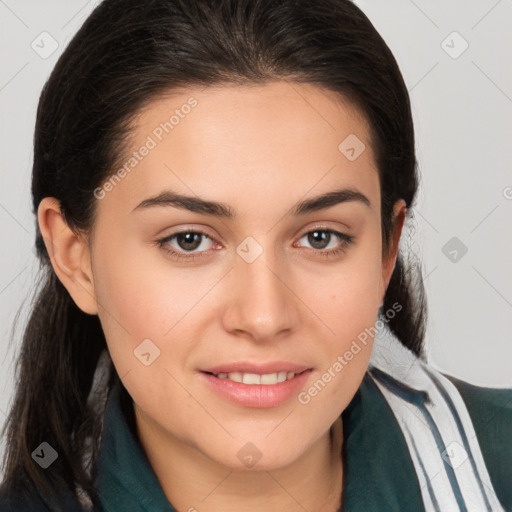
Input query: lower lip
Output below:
<box><xmin>200</xmin><ymin>370</ymin><xmax>312</xmax><ymax>408</ymax></box>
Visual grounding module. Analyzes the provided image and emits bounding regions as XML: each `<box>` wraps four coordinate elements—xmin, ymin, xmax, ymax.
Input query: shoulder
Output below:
<box><xmin>0</xmin><ymin>477</ymin><xmax>91</xmax><ymax>512</ymax></box>
<box><xmin>445</xmin><ymin>374</ymin><xmax>512</xmax><ymax>511</ymax></box>
<box><xmin>0</xmin><ymin>479</ymin><xmax>50</xmax><ymax>511</ymax></box>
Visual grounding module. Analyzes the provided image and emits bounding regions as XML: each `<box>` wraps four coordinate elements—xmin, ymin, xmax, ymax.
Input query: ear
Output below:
<box><xmin>379</xmin><ymin>199</ymin><xmax>407</xmax><ymax>304</ymax></box>
<box><xmin>37</xmin><ymin>197</ymin><xmax>98</xmax><ymax>315</ymax></box>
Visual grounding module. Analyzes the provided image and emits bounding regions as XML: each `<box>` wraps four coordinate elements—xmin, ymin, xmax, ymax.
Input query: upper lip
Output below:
<box><xmin>201</xmin><ymin>361</ymin><xmax>312</xmax><ymax>375</ymax></box>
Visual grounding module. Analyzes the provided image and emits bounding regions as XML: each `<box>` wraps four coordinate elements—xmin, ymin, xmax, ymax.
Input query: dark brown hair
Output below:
<box><xmin>1</xmin><ymin>0</ymin><xmax>426</xmax><ymax>509</ymax></box>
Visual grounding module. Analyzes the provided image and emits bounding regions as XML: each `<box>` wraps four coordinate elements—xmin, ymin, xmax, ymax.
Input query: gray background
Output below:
<box><xmin>1</xmin><ymin>0</ymin><xmax>511</xmax><ymax>469</ymax></box>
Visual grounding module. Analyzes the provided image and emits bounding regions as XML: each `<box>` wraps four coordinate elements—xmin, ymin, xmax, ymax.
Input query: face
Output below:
<box><xmin>84</xmin><ymin>81</ymin><xmax>402</xmax><ymax>470</ymax></box>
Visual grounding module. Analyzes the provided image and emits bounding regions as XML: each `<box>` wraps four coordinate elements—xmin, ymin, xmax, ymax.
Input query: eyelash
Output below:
<box><xmin>155</xmin><ymin>228</ymin><xmax>355</xmax><ymax>262</ymax></box>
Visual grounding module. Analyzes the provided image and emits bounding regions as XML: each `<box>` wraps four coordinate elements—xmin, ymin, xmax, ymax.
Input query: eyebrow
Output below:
<box><xmin>132</xmin><ymin>187</ymin><xmax>371</xmax><ymax>218</ymax></box>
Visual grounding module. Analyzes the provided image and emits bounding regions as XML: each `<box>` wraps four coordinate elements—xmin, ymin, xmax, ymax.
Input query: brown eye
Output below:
<box><xmin>293</xmin><ymin>228</ymin><xmax>355</xmax><ymax>260</ymax></box>
<box><xmin>297</xmin><ymin>229</ymin><xmax>353</xmax><ymax>251</ymax></box>
<box><xmin>156</xmin><ymin>230</ymin><xmax>217</xmax><ymax>261</ymax></box>
<box><xmin>306</xmin><ymin>230</ymin><xmax>332</xmax><ymax>250</ymax></box>
<box><xmin>175</xmin><ymin>232</ymin><xmax>205</xmax><ymax>251</ymax></box>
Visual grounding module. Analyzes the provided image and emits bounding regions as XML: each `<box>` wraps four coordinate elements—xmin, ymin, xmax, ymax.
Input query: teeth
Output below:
<box><xmin>243</xmin><ymin>373</ymin><xmax>261</xmax><ymax>384</ymax></box>
<box><xmin>215</xmin><ymin>371</ymin><xmax>297</xmax><ymax>384</ymax></box>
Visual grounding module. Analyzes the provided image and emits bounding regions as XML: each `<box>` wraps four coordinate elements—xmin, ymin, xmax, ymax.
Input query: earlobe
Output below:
<box><xmin>37</xmin><ymin>197</ymin><xmax>98</xmax><ymax>315</ymax></box>
<box><xmin>379</xmin><ymin>199</ymin><xmax>407</xmax><ymax>303</ymax></box>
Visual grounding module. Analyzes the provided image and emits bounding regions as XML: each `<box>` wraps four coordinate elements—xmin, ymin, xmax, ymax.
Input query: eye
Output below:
<box><xmin>294</xmin><ymin>228</ymin><xmax>354</xmax><ymax>259</ymax></box>
<box><xmin>156</xmin><ymin>230</ymin><xmax>219</xmax><ymax>261</ymax></box>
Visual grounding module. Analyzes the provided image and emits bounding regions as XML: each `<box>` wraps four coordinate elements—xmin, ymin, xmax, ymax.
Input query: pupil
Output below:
<box><xmin>309</xmin><ymin>230</ymin><xmax>329</xmax><ymax>249</ymax></box>
<box><xmin>178</xmin><ymin>232</ymin><xmax>201</xmax><ymax>250</ymax></box>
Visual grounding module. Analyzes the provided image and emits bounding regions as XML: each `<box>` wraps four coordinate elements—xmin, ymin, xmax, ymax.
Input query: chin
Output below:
<box><xmin>200</xmin><ymin>436</ymin><xmax>311</xmax><ymax>472</ymax></box>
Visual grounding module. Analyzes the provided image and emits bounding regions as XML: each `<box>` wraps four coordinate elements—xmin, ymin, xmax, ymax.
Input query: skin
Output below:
<box><xmin>39</xmin><ymin>81</ymin><xmax>405</xmax><ymax>512</ymax></box>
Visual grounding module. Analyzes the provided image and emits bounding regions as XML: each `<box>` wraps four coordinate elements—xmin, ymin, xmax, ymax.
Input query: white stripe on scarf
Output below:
<box><xmin>368</xmin><ymin>327</ymin><xmax>506</xmax><ymax>512</ymax></box>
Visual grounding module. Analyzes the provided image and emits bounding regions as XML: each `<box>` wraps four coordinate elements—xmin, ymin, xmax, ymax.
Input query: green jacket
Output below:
<box><xmin>1</xmin><ymin>370</ymin><xmax>510</xmax><ymax>511</ymax></box>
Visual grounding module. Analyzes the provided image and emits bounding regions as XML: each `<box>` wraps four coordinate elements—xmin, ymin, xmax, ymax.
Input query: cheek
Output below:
<box><xmin>91</xmin><ymin>240</ymin><xmax>179</xmax><ymax>367</ymax></box>
<box><xmin>304</xmin><ymin>232</ymin><xmax>383</xmax><ymax>397</ymax></box>
<box><xmin>316</xmin><ymin>247</ymin><xmax>383</xmax><ymax>336</ymax></box>
<box><xmin>302</xmin><ymin>271</ymin><xmax>380</xmax><ymax>419</ymax></box>
<box><xmin>92</xmin><ymin>237</ymin><xmax>225</xmax><ymax>379</ymax></box>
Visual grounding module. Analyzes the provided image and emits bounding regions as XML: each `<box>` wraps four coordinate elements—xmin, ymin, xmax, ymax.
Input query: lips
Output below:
<box><xmin>198</xmin><ymin>361</ymin><xmax>313</xmax><ymax>407</ymax></box>
<box><xmin>200</xmin><ymin>367</ymin><xmax>313</xmax><ymax>408</ymax></box>
<box><xmin>200</xmin><ymin>361</ymin><xmax>311</xmax><ymax>375</ymax></box>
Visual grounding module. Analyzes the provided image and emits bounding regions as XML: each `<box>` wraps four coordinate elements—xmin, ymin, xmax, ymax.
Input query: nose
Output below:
<box><xmin>221</xmin><ymin>242</ymin><xmax>300</xmax><ymax>343</ymax></box>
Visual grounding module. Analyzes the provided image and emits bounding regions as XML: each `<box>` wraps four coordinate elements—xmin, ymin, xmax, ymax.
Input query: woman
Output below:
<box><xmin>0</xmin><ymin>0</ymin><xmax>510</xmax><ymax>511</ymax></box>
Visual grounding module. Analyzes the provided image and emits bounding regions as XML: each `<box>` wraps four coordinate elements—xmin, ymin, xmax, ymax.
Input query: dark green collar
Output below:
<box><xmin>340</xmin><ymin>372</ymin><xmax>423</xmax><ymax>511</ymax></box>
<box><xmin>95</xmin><ymin>373</ymin><xmax>424</xmax><ymax>511</ymax></box>
<box><xmin>95</xmin><ymin>380</ymin><xmax>176</xmax><ymax>511</ymax></box>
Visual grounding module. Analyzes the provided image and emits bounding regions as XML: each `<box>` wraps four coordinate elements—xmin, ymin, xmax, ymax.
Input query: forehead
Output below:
<box><xmin>99</xmin><ymin>81</ymin><xmax>379</xmax><ymax>217</ymax></box>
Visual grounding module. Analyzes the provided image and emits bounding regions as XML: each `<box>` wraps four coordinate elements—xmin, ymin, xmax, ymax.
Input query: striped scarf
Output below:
<box><xmin>368</xmin><ymin>328</ymin><xmax>505</xmax><ymax>512</ymax></box>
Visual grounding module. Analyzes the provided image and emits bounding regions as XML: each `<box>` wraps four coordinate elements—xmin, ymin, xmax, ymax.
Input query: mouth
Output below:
<box><xmin>199</xmin><ymin>367</ymin><xmax>313</xmax><ymax>408</ymax></box>
<box><xmin>202</xmin><ymin>369</ymin><xmax>308</xmax><ymax>385</ymax></box>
